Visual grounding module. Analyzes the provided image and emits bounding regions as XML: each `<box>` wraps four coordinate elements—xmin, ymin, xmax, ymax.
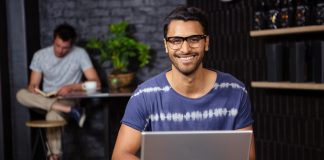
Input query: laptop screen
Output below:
<box><xmin>141</xmin><ymin>130</ymin><xmax>252</xmax><ymax>160</ymax></box>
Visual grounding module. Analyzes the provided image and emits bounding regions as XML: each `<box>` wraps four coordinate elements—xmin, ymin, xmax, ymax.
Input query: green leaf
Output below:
<box><xmin>85</xmin><ymin>20</ymin><xmax>151</xmax><ymax>72</ymax></box>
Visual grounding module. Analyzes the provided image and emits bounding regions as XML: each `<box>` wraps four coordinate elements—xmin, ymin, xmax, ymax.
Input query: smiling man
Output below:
<box><xmin>112</xmin><ymin>6</ymin><xmax>255</xmax><ymax>160</ymax></box>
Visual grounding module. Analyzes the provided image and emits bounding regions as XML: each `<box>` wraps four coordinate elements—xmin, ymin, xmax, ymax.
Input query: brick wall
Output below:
<box><xmin>38</xmin><ymin>0</ymin><xmax>186</xmax><ymax>81</ymax></box>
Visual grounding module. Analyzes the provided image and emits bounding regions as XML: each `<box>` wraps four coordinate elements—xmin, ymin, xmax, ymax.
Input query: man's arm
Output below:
<box><xmin>27</xmin><ymin>71</ymin><xmax>42</xmax><ymax>93</ymax></box>
<box><xmin>56</xmin><ymin>67</ymin><xmax>101</xmax><ymax>95</ymax></box>
<box><xmin>83</xmin><ymin>67</ymin><xmax>101</xmax><ymax>89</ymax></box>
<box><xmin>112</xmin><ymin>124</ymin><xmax>141</xmax><ymax>160</ymax></box>
<box><xmin>237</xmin><ymin>125</ymin><xmax>255</xmax><ymax>160</ymax></box>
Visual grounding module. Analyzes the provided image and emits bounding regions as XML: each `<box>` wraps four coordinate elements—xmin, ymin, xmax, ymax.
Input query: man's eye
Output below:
<box><xmin>169</xmin><ymin>38</ymin><xmax>183</xmax><ymax>44</ymax></box>
<box><xmin>188</xmin><ymin>37</ymin><xmax>201</xmax><ymax>43</ymax></box>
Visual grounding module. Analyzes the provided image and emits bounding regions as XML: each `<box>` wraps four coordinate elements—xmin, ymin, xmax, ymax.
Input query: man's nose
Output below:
<box><xmin>180</xmin><ymin>40</ymin><xmax>191</xmax><ymax>53</ymax></box>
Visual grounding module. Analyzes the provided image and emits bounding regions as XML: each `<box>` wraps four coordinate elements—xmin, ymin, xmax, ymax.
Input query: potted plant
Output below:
<box><xmin>86</xmin><ymin>21</ymin><xmax>150</xmax><ymax>89</ymax></box>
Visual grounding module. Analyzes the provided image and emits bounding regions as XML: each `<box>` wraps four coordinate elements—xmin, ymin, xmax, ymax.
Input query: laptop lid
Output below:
<box><xmin>141</xmin><ymin>130</ymin><xmax>252</xmax><ymax>160</ymax></box>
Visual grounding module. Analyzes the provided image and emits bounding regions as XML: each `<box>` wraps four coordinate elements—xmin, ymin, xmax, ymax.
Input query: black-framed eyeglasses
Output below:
<box><xmin>165</xmin><ymin>35</ymin><xmax>207</xmax><ymax>50</ymax></box>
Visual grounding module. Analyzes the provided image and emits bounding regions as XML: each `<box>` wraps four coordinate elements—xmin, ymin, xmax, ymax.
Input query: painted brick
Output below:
<box><xmin>122</xmin><ymin>0</ymin><xmax>144</xmax><ymax>7</ymax></box>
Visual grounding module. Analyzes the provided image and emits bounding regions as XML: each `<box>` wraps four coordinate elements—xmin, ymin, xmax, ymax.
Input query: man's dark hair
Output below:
<box><xmin>163</xmin><ymin>6</ymin><xmax>209</xmax><ymax>38</ymax></box>
<box><xmin>53</xmin><ymin>23</ymin><xmax>77</xmax><ymax>43</ymax></box>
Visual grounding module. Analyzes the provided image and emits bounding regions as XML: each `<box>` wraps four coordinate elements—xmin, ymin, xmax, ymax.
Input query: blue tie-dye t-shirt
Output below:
<box><xmin>122</xmin><ymin>70</ymin><xmax>253</xmax><ymax>131</ymax></box>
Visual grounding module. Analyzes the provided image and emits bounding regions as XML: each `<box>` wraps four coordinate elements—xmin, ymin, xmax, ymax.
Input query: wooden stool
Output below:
<box><xmin>26</xmin><ymin>120</ymin><xmax>66</xmax><ymax>160</ymax></box>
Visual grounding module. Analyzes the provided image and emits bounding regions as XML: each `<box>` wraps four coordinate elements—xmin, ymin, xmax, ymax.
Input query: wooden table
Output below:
<box><xmin>59</xmin><ymin>91</ymin><xmax>132</xmax><ymax>99</ymax></box>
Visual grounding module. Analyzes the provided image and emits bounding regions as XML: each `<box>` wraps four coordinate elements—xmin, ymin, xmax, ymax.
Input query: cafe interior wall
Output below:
<box><xmin>188</xmin><ymin>0</ymin><xmax>324</xmax><ymax>160</ymax></box>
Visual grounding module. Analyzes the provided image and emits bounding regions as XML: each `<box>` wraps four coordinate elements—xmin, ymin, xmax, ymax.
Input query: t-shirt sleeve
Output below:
<box><xmin>121</xmin><ymin>91</ymin><xmax>149</xmax><ymax>131</ymax></box>
<box><xmin>29</xmin><ymin>52</ymin><xmax>42</xmax><ymax>72</ymax></box>
<box><xmin>78</xmin><ymin>49</ymin><xmax>93</xmax><ymax>71</ymax></box>
<box><xmin>234</xmin><ymin>91</ymin><xmax>254</xmax><ymax>129</ymax></box>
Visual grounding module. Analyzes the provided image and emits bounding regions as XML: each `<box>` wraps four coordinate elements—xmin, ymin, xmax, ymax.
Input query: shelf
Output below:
<box><xmin>251</xmin><ymin>81</ymin><xmax>324</xmax><ymax>90</ymax></box>
<box><xmin>250</xmin><ymin>25</ymin><xmax>324</xmax><ymax>37</ymax></box>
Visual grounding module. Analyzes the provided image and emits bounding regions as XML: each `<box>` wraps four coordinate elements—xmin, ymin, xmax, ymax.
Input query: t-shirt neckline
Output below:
<box><xmin>163</xmin><ymin>69</ymin><xmax>221</xmax><ymax>101</ymax></box>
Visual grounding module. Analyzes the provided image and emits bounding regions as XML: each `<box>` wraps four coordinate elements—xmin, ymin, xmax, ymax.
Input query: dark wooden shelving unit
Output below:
<box><xmin>250</xmin><ymin>25</ymin><xmax>324</xmax><ymax>37</ymax></box>
<box><xmin>251</xmin><ymin>25</ymin><xmax>324</xmax><ymax>91</ymax></box>
<box><xmin>251</xmin><ymin>81</ymin><xmax>324</xmax><ymax>90</ymax></box>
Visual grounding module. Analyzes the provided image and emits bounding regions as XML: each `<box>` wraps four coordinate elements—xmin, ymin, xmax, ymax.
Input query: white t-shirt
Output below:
<box><xmin>30</xmin><ymin>45</ymin><xmax>93</xmax><ymax>92</ymax></box>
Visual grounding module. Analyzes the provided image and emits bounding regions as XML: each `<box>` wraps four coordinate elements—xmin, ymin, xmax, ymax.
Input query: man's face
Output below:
<box><xmin>53</xmin><ymin>36</ymin><xmax>73</xmax><ymax>57</ymax></box>
<box><xmin>164</xmin><ymin>20</ymin><xmax>209</xmax><ymax>75</ymax></box>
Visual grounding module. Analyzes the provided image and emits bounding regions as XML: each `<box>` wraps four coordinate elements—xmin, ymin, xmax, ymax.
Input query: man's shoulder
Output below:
<box><xmin>32</xmin><ymin>46</ymin><xmax>54</xmax><ymax>60</ymax></box>
<box><xmin>217</xmin><ymin>71</ymin><xmax>244</xmax><ymax>85</ymax></box>
<box><xmin>132</xmin><ymin>71</ymin><xmax>170</xmax><ymax>97</ymax></box>
<box><xmin>35</xmin><ymin>46</ymin><xmax>53</xmax><ymax>54</ymax></box>
<box><xmin>215</xmin><ymin>70</ymin><xmax>247</xmax><ymax>93</ymax></box>
<box><xmin>72</xmin><ymin>46</ymin><xmax>86</xmax><ymax>51</ymax></box>
<box><xmin>70</xmin><ymin>46</ymin><xmax>87</xmax><ymax>54</ymax></box>
<box><xmin>138</xmin><ymin>72</ymin><xmax>167</xmax><ymax>88</ymax></box>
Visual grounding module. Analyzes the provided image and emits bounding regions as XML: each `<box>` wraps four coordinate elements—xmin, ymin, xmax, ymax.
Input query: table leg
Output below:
<box><xmin>104</xmin><ymin>104</ymin><xmax>111</xmax><ymax>159</ymax></box>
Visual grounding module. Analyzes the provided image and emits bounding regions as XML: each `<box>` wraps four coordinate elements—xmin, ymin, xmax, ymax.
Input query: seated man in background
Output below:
<box><xmin>112</xmin><ymin>6</ymin><xmax>255</xmax><ymax>160</ymax></box>
<box><xmin>16</xmin><ymin>23</ymin><xmax>101</xmax><ymax>160</ymax></box>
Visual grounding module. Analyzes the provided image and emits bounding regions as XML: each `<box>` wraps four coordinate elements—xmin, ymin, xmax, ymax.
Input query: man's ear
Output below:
<box><xmin>164</xmin><ymin>39</ymin><xmax>168</xmax><ymax>53</ymax></box>
<box><xmin>205</xmin><ymin>46</ymin><xmax>209</xmax><ymax>51</ymax></box>
<box><xmin>205</xmin><ymin>36</ymin><xmax>210</xmax><ymax>51</ymax></box>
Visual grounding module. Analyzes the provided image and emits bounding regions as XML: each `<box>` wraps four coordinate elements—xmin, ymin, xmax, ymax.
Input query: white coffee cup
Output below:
<box><xmin>82</xmin><ymin>81</ymin><xmax>97</xmax><ymax>93</ymax></box>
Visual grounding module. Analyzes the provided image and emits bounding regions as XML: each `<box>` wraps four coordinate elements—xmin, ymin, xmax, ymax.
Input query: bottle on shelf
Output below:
<box><xmin>295</xmin><ymin>0</ymin><xmax>310</xmax><ymax>26</ymax></box>
<box><xmin>267</xmin><ymin>0</ymin><xmax>281</xmax><ymax>29</ymax></box>
<box><xmin>253</xmin><ymin>1</ymin><xmax>267</xmax><ymax>30</ymax></box>
<box><xmin>280</xmin><ymin>0</ymin><xmax>295</xmax><ymax>27</ymax></box>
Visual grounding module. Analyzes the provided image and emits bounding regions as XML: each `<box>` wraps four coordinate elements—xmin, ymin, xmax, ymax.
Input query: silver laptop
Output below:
<box><xmin>141</xmin><ymin>130</ymin><xmax>252</xmax><ymax>160</ymax></box>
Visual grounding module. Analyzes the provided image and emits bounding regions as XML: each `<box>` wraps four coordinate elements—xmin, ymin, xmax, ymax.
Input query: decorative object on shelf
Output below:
<box><xmin>253</xmin><ymin>1</ymin><xmax>267</xmax><ymax>30</ymax></box>
<box><xmin>86</xmin><ymin>21</ymin><xmax>150</xmax><ymax>90</ymax></box>
<box><xmin>310</xmin><ymin>41</ymin><xmax>324</xmax><ymax>83</ymax></box>
<box><xmin>280</xmin><ymin>0</ymin><xmax>294</xmax><ymax>27</ymax></box>
<box><xmin>315</xmin><ymin>0</ymin><xmax>324</xmax><ymax>25</ymax></box>
<box><xmin>295</xmin><ymin>0</ymin><xmax>310</xmax><ymax>26</ymax></box>
<box><xmin>265</xmin><ymin>43</ymin><xmax>284</xmax><ymax>81</ymax></box>
<box><xmin>267</xmin><ymin>0</ymin><xmax>281</xmax><ymax>29</ymax></box>
<box><xmin>289</xmin><ymin>41</ymin><xmax>306</xmax><ymax>82</ymax></box>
